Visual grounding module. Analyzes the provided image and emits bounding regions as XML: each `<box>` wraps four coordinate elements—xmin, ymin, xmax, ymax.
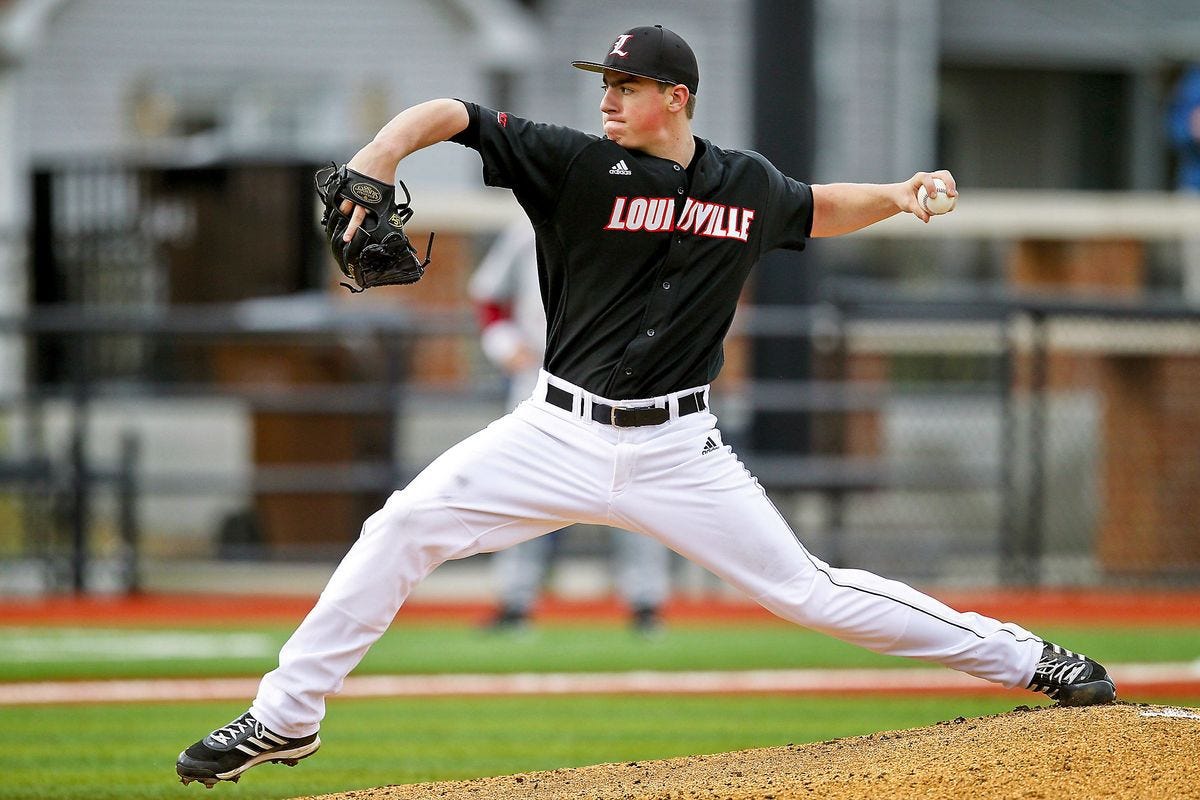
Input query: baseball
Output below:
<box><xmin>917</xmin><ymin>178</ymin><xmax>956</xmax><ymax>215</ymax></box>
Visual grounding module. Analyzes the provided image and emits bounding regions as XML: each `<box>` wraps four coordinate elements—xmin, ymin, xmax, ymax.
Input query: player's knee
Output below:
<box><xmin>358</xmin><ymin>490</ymin><xmax>422</xmax><ymax>540</ymax></box>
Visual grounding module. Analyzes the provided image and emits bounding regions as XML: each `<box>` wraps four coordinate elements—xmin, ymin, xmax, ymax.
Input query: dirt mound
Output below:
<box><xmin>302</xmin><ymin>703</ymin><xmax>1199</xmax><ymax>800</ymax></box>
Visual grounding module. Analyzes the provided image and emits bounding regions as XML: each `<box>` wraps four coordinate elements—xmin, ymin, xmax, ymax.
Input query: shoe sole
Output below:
<box><xmin>177</xmin><ymin>737</ymin><xmax>321</xmax><ymax>787</ymax></box>
<box><xmin>1056</xmin><ymin>679</ymin><xmax>1117</xmax><ymax>707</ymax></box>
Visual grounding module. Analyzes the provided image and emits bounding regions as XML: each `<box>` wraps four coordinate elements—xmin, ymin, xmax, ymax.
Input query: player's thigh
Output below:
<box><xmin>378</xmin><ymin>409</ymin><xmax>604</xmax><ymax>554</ymax></box>
<box><xmin>616</xmin><ymin>442</ymin><xmax>814</xmax><ymax>600</ymax></box>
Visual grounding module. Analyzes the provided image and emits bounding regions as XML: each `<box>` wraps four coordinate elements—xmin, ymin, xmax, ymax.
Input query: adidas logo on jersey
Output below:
<box><xmin>701</xmin><ymin>436</ymin><xmax>719</xmax><ymax>455</ymax></box>
<box><xmin>609</xmin><ymin>159</ymin><xmax>632</xmax><ymax>176</ymax></box>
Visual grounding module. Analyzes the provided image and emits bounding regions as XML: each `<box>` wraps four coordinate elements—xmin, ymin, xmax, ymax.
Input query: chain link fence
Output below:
<box><xmin>2</xmin><ymin>162</ymin><xmax>1199</xmax><ymax>594</ymax></box>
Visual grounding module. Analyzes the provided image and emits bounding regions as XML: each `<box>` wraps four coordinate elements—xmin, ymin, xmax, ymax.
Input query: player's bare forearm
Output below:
<box><xmin>809</xmin><ymin>182</ymin><xmax>905</xmax><ymax>237</ymax></box>
<box><xmin>347</xmin><ymin>99</ymin><xmax>470</xmax><ymax>181</ymax></box>
<box><xmin>810</xmin><ymin>171</ymin><xmax>957</xmax><ymax>236</ymax></box>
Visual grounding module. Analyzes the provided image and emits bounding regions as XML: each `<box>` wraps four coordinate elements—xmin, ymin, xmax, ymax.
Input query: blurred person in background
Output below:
<box><xmin>470</xmin><ymin>219</ymin><xmax>671</xmax><ymax>634</ymax></box>
<box><xmin>1166</xmin><ymin>64</ymin><xmax>1200</xmax><ymax>300</ymax></box>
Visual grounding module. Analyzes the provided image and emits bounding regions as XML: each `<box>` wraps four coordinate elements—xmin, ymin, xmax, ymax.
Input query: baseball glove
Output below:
<box><xmin>315</xmin><ymin>163</ymin><xmax>435</xmax><ymax>292</ymax></box>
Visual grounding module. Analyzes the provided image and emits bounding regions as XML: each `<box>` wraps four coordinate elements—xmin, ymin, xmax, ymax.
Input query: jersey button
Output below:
<box><xmin>646</xmin><ymin>329</ymin><xmax>656</xmax><ymax>337</ymax></box>
<box><xmin>676</xmin><ymin>187</ymin><xmax>685</xmax><ymax>194</ymax></box>
<box><xmin>662</xmin><ymin>281</ymin><xmax>671</xmax><ymax>290</ymax></box>
<box><xmin>623</xmin><ymin>368</ymin><xmax>633</xmax><ymax>376</ymax></box>
<box><xmin>673</xmin><ymin>164</ymin><xmax>681</xmax><ymax>171</ymax></box>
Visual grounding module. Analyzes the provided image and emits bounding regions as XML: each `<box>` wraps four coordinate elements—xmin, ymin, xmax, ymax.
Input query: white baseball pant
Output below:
<box><xmin>490</xmin><ymin>366</ymin><xmax>672</xmax><ymax>615</ymax></box>
<box><xmin>251</xmin><ymin>370</ymin><xmax>1043</xmax><ymax>737</ymax></box>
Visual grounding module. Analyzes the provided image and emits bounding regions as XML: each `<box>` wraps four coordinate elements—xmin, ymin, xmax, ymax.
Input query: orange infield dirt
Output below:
<box><xmin>2</xmin><ymin>588</ymin><xmax>1199</xmax><ymax>627</ymax></box>
<box><xmin>299</xmin><ymin>704</ymin><xmax>1200</xmax><ymax>800</ymax></box>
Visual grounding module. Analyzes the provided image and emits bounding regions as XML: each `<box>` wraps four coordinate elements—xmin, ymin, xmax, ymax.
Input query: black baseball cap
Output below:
<box><xmin>572</xmin><ymin>25</ymin><xmax>699</xmax><ymax>95</ymax></box>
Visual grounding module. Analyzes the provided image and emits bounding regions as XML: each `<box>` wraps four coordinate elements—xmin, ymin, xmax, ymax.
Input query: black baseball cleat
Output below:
<box><xmin>484</xmin><ymin>606</ymin><xmax>531</xmax><ymax>633</ymax></box>
<box><xmin>630</xmin><ymin>605</ymin><xmax>665</xmax><ymax>638</ymax></box>
<box><xmin>1027</xmin><ymin>641</ymin><xmax>1117</xmax><ymax>706</ymax></box>
<box><xmin>176</xmin><ymin>711</ymin><xmax>320</xmax><ymax>788</ymax></box>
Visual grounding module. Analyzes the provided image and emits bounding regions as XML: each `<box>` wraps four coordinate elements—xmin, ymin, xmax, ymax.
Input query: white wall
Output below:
<box><xmin>11</xmin><ymin>0</ymin><xmax>496</xmax><ymax>199</ymax></box>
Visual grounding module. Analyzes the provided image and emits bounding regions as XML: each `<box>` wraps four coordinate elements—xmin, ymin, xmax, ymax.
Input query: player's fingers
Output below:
<box><xmin>907</xmin><ymin>175</ymin><xmax>932</xmax><ymax>222</ymax></box>
<box><xmin>917</xmin><ymin>173</ymin><xmax>939</xmax><ymax>198</ymax></box>
<box><xmin>343</xmin><ymin>205</ymin><xmax>368</xmax><ymax>242</ymax></box>
<box><xmin>920</xmin><ymin>169</ymin><xmax>956</xmax><ymax>196</ymax></box>
<box><xmin>933</xmin><ymin>169</ymin><xmax>958</xmax><ymax>195</ymax></box>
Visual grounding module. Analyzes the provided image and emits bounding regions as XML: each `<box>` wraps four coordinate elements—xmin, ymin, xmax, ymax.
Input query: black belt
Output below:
<box><xmin>544</xmin><ymin>383</ymin><xmax>706</xmax><ymax>427</ymax></box>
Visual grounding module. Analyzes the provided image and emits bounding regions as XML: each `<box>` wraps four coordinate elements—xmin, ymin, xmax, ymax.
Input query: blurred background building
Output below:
<box><xmin>1</xmin><ymin>0</ymin><xmax>1199</xmax><ymax>597</ymax></box>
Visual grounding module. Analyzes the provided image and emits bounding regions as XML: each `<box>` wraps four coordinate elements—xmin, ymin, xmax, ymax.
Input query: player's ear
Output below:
<box><xmin>667</xmin><ymin>84</ymin><xmax>689</xmax><ymax>114</ymax></box>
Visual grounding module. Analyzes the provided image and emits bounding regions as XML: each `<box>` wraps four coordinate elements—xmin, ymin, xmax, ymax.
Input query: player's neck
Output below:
<box><xmin>640</xmin><ymin>124</ymin><xmax>696</xmax><ymax>169</ymax></box>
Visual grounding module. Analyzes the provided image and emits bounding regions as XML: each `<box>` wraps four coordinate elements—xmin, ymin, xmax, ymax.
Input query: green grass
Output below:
<box><xmin>7</xmin><ymin>692</ymin><xmax>1200</xmax><ymax>800</ymax></box>
<box><xmin>0</xmin><ymin>694</ymin><xmax>1042</xmax><ymax>800</ymax></box>
<box><xmin>2</xmin><ymin>621</ymin><xmax>1198</xmax><ymax>681</ymax></box>
<box><xmin>0</xmin><ymin>619</ymin><xmax>1197</xmax><ymax>799</ymax></box>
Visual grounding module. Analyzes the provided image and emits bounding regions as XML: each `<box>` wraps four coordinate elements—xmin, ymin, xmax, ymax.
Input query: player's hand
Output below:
<box><xmin>904</xmin><ymin>170</ymin><xmax>957</xmax><ymax>223</ymax></box>
<box><xmin>339</xmin><ymin>146</ymin><xmax>400</xmax><ymax>242</ymax></box>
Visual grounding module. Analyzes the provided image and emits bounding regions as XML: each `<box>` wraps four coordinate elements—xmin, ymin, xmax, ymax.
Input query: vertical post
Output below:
<box><xmin>295</xmin><ymin>163</ymin><xmax>326</xmax><ymax>291</ymax></box>
<box><xmin>825</xmin><ymin>303</ymin><xmax>848</xmax><ymax>567</ymax></box>
<box><xmin>31</xmin><ymin>170</ymin><xmax>67</xmax><ymax>385</ymax></box>
<box><xmin>118</xmin><ymin>431</ymin><xmax>141</xmax><ymax>595</ymax></box>
<box><xmin>27</xmin><ymin>171</ymin><xmax>56</xmax><ymax>582</ymax></box>
<box><xmin>998</xmin><ymin>314</ymin><xmax>1020</xmax><ymax>584</ymax></box>
<box><xmin>69</xmin><ymin>334</ymin><xmax>90</xmax><ymax>593</ymax></box>
<box><xmin>750</xmin><ymin>0</ymin><xmax>818</xmax><ymax>454</ymax></box>
<box><xmin>999</xmin><ymin>310</ymin><xmax>1048</xmax><ymax>587</ymax></box>
<box><xmin>383</xmin><ymin>330</ymin><xmax>408</xmax><ymax>490</ymax></box>
<box><xmin>1023</xmin><ymin>310</ymin><xmax>1049</xmax><ymax>585</ymax></box>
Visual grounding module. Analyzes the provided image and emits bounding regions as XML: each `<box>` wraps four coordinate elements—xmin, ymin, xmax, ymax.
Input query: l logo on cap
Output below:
<box><xmin>609</xmin><ymin>34</ymin><xmax>633</xmax><ymax>57</ymax></box>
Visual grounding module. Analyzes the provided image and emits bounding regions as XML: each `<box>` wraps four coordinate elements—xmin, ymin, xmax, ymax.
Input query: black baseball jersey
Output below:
<box><xmin>451</xmin><ymin>101</ymin><xmax>814</xmax><ymax>399</ymax></box>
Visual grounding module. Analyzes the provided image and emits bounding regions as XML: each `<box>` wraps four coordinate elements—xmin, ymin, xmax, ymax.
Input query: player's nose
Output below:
<box><xmin>600</xmin><ymin>88</ymin><xmax>619</xmax><ymax>114</ymax></box>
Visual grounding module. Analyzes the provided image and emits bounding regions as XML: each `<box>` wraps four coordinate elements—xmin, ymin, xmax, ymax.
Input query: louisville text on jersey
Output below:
<box><xmin>604</xmin><ymin>196</ymin><xmax>756</xmax><ymax>242</ymax></box>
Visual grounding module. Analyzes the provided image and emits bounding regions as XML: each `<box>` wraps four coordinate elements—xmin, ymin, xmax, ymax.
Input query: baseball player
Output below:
<box><xmin>177</xmin><ymin>24</ymin><xmax>1116</xmax><ymax>788</ymax></box>
<box><xmin>470</xmin><ymin>219</ymin><xmax>671</xmax><ymax>633</ymax></box>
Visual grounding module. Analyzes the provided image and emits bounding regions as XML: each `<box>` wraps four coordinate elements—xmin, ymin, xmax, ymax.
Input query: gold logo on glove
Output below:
<box><xmin>351</xmin><ymin>183</ymin><xmax>383</xmax><ymax>204</ymax></box>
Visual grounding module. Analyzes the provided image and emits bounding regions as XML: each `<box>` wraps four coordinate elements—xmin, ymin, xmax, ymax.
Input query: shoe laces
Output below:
<box><xmin>1033</xmin><ymin>644</ymin><xmax>1091</xmax><ymax>687</ymax></box>
<box><xmin>209</xmin><ymin>713</ymin><xmax>265</xmax><ymax>746</ymax></box>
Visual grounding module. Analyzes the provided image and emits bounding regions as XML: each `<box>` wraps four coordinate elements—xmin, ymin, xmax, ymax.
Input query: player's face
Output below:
<box><xmin>600</xmin><ymin>71</ymin><xmax>671</xmax><ymax>149</ymax></box>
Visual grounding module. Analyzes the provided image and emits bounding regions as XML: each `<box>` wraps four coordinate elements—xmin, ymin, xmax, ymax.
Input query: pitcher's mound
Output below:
<box><xmin>302</xmin><ymin>703</ymin><xmax>1199</xmax><ymax>800</ymax></box>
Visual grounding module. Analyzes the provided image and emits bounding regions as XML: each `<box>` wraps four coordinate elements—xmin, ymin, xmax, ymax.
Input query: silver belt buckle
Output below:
<box><xmin>610</xmin><ymin>406</ymin><xmax>621</xmax><ymax>426</ymax></box>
